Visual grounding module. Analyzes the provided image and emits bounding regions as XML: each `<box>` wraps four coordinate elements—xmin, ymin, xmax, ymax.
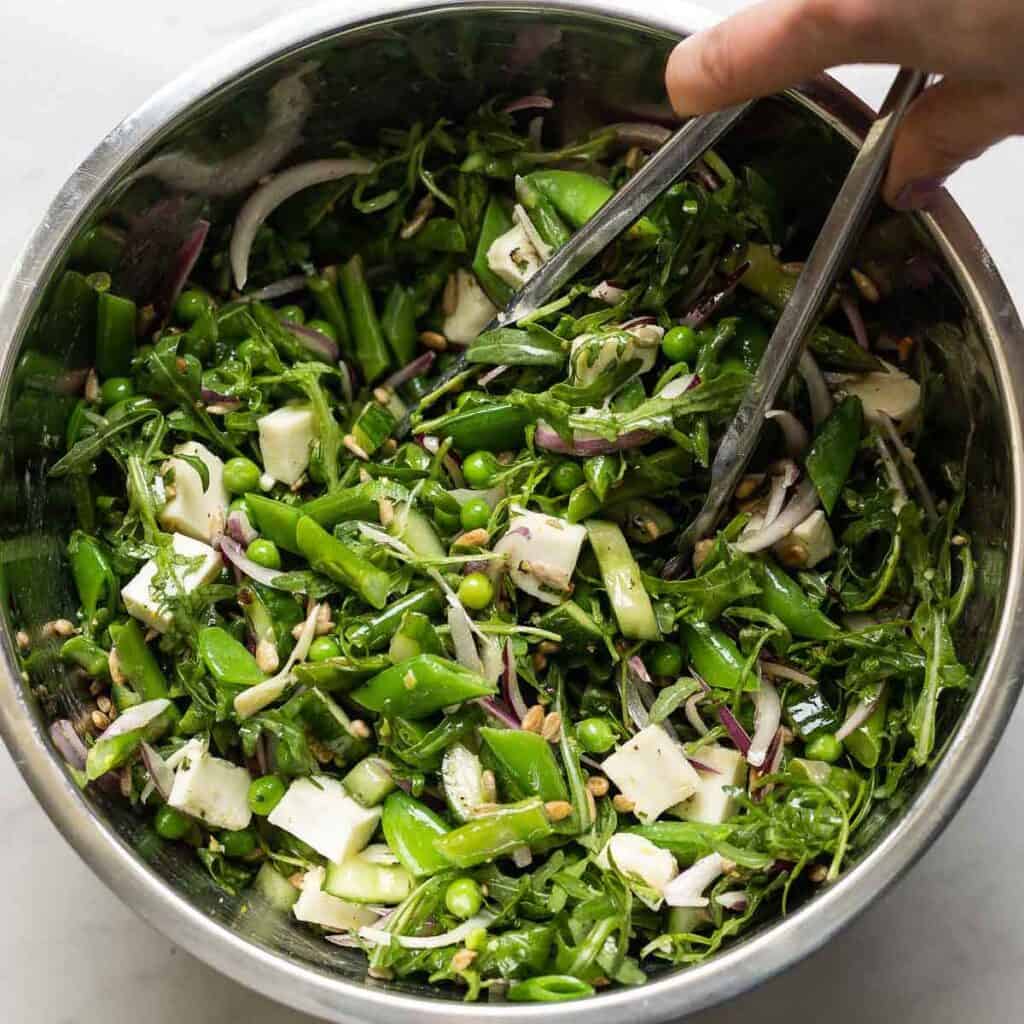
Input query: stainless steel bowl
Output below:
<box><xmin>1</xmin><ymin>2</ymin><xmax>1021</xmax><ymax>1020</ymax></box>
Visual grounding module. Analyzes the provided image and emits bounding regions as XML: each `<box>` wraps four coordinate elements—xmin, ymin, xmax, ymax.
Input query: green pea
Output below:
<box><xmin>458</xmin><ymin>572</ymin><xmax>494</xmax><ymax>611</ymax></box>
<box><xmin>100</xmin><ymin>376</ymin><xmax>135</xmax><ymax>406</ymax></box>
<box><xmin>577</xmin><ymin>717</ymin><xmax>616</xmax><ymax>754</ymax></box>
<box><xmin>247</xmin><ymin>538</ymin><xmax>282</xmax><ymax>570</ymax></box>
<box><xmin>662</xmin><ymin>324</ymin><xmax>699</xmax><ymax>364</ymax></box>
<box><xmin>551</xmin><ymin>461</ymin><xmax>585</xmax><ymax>494</ymax></box>
<box><xmin>248</xmin><ymin>775</ymin><xmax>287</xmax><ymax>816</ymax></box>
<box><xmin>220</xmin><ymin>827</ymin><xmax>258</xmax><ymax>859</ymax></box>
<box><xmin>445</xmin><ymin>877</ymin><xmax>483</xmax><ymax>920</ymax></box>
<box><xmin>460</xmin><ymin>497</ymin><xmax>491</xmax><ymax>532</ymax></box>
<box><xmin>805</xmin><ymin>733</ymin><xmax>843</xmax><ymax>764</ymax></box>
<box><xmin>229</xmin><ymin>496</ymin><xmax>252</xmax><ymax>517</ymax></box>
<box><xmin>154</xmin><ymin>804</ymin><xmax>190</xmax><ymax>840</ymax></box>
<box><xmin>223</xmin><ymin>456</ymin><xmax>262</xmax><ymax>495</ymax></box>
<box><xmin>309</xmin><ymin>636</ymin><xmax>342</xmax><ymax>662</ymax></box>
<box><xmin>278</xmin><ymin>304</ymin><xmax>306</xmax><ymax>325</ymax></box>
<box><xmin>463</xmin><ymin>451</ymin><xmax>500</xmax><ymax>488</ymax></box>
<box><xmin>306</xmin><ymin>318</ymin><xmax>338</xmax><ymax>342</ymax></box>
<box><xmin>175</xmin><ymin>288</ymin><xmax>212</xmax><ymax>324</ymax></box>
<box><xmin>648</xmin><ymin>642</ymin><xmax>684</xmax><ymax>678</ymax></box>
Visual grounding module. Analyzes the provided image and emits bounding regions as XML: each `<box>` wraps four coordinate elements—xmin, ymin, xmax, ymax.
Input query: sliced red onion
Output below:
<box><xmin>360</xmin><ymin>912</ymin><xmax>495</xmax><ymax>949</ymax></box>
<box><xmin>99</xmin><ymin>698</ymin><xmax>171</xmax><ymax>740</ymax></box>
<box><xmin>247</xmin><ymin>274</ymin><xmax>309</xmax><ymax>302</ymax></box>
<box><xmin>798</xmin><ymin>351</ymin><xmax>833</xmax><ymax>426</ymax></box>
<box><xmin>658</xmin><ymin>373</ymin><xmax>698</xmax><ymax>401</ymax></box>
<box><xmin>49</xmin><ymin>720</ymin><xmax>87</xmax><ymax>771</ymax></box>
<box><xmin>747</xmin><ymin>677</ymin><xmax>781</xmax><ymax>768</ymax></box>
<box><xmin>382</xmin><ymin>351</ymin><xmax>435</xmax><ymax>392</ymax></box>
<box><xmin>716</xmin><ymin>890</ymin><xmax>750</xmax><ymax>912</ymax></box>
<box><xmin>610</xmin><ymin>122</ymin><xmax>672</xmax><ymax>150</ymax></box>
<box><xmin>835</xmin><ymin>691</ymin><xmax>883</xmax><ymax>742</ymax></box>
<box><xmin>200</xmin><ymin>386</ymin><xmax>236</xmax><ymax>405</ymax></box>
<box><xmin>765</xmin><ymin>410</ymin><xmax>809</xmax><ymax>457</ymax></box>
<box><xmin>503</xmin><ymin>95</ymin><xmax>555</xmax><ymax>113</ymax></box>
<box><xmin>685</xmin><ymin>693</ymin><xmax>709</xmax><ymax>736</ymax></box>
<box><xmin>227</xmin><ymin>509</ymin><xmax>259</xmax><ymax>546</ymax></box>
<box><xmin>534</xmin><ymin>423</ymin><xmax>655</xmax><ymax>456</ymax></box>
<box><xmin>164</xmin><ymin>219</ymin><xmax>210</xmax><ymax>320</ymax></box>
<box><xmin>478</xmin><ymin>364</ymin><xmax>509</xmax><ymax>388</ymax></box>
<box><xmin>448</xmin><ymin>604</ymin><xmax>484</xmax><ymax>675</ymax></box>
<box><xmin>140</xmin><ymin>742</ymin><xmax>174</xmax><ymax>801</ymax></box>
<box><xmin>620</xmin><ymin>315</ymin><xmax>657</xmax><ymax>331</ymax></box>
<box><xmin>688</xmin><ymin>758</ymin><xmax>720</xmax><ymax>775</ymax></box>
<box><xmin>663</xmin><ymin>853</ymin><xmax>726</xmax><ymax>908</ymax></box>
<box><xmin>220</xmin><ymin>535</ymin><xmax>285</xmax><ymax>587</ymax></box>
<box><xmin>285</xmin><ymin>321</ymin><xmax>340</xmax><ymax>362</ymax></box>
<box><xmin>443</xmin><ymin>453</ymin><xmax>466</xmax><ymax>488</ymax></box>
<box><xmin>760</xmin><ymin>661</ymin><xmax>819</xmax><ymax>687</ymax></box>
<box><xmin>231</xmin><ymin>158</ymin><xmax>375</xmax><ymax>289</ymax></box>
<box><xmin>718</xmin><ymin>706</ymin><xmax>752</xmax><ymax>756</ymax></box>
<box><xmin>479</xmin><ymin>698</ymin><xmax>521</xmax><ymax>729</ymax></box>
<box><xmin>682</xmin><ymin>263</ymin><xmax>749</xmax><ymax>329</ymax></box>
<box><xmin>840</xmin><ymin>292</ymin><xmax>870</xmax><ymax>351</ymax></box>
<box><xmin>324</xmin><ymin>934</ymin><xmax>362</xmax><ymax>949</ymax></box>
<box><xmin>503</xmin><ymin>640</ymin><xmax>529</xmax><ymax>722</ymax></box>
<box><xmin>55</xmin><ymin>368</ymin><xmax>90</xmax><ymax>396</ymax></box>
<box><xmin>878</xmin><ymin>412</ymin><xmax>937</xmax><ymax>521</ymax></box>
<box><xmin>337</xmin><ymin>360</ymin><xmax>355</xmax><ymax>406</ymax></box>
<box><xmin>624</xmin><ymin>675</ymin><xmax>650</xmax><ymax>732</ymax></box>
<box><xmin>736</xmin><ymin>479</ymin><xmax>819</xmax><ymax>554</ymax></box>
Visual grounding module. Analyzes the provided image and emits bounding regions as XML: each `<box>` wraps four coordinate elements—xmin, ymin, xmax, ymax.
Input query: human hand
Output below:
<box><xmin>665</xmin><ymin>0</ymin><xmax>1024</xmax><ymax>209</ymax></box>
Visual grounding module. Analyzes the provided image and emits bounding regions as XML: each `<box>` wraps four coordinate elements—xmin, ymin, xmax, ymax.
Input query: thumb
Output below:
<box><xmin>884</xmin><ymin>78</ymin><xmax>1024</xmax><ymax>209</ymax></box>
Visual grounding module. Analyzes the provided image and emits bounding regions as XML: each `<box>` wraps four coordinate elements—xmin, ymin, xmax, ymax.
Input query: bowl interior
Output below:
<box><xmin>0</xmin><ymin>1</ymin><xmax>1015</xmax><ymax>1014</ymax></box>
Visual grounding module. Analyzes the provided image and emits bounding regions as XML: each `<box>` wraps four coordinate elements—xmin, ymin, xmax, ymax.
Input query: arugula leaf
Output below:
<box><xmin>467</xmin><ymin>325</ymin><xmax>566</xmax><ymax>367</ymax></box>
<box><xmin>647</xmin><ymin>679</ymin><xmax>703</xmax><ymax>724</ymax></box>
<box><xmin>643</xmin><ymin>557</ymin><xmax>761</xmax><ymax>622</ymax></box>
<box><xmin>49</xmin><ymin>405</ymin><xmax>159</xmax><ymax>477</ymax></box>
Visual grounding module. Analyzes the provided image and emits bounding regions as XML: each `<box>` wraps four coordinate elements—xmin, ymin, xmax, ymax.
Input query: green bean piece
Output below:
<box><xmin>381</xmin><ymin>790</ymin><xmax>452</xmax><ymax>876</ymax></box>
<box><xmin>294</xmin><ymin>515</ymin><xmax>391</xmax><ymax>610</ymax></box>
<box><xmin>346</xmin><ymin>587</ymin><xmax>444</xmax><ymax>653</ymax></box>
<box><xmin>381</xmin><ymin>284</ymin><xmax>418</xmax><ymax>365</ymax></box>
<box><xmin>525</xmin><ymin>170</ymin><xmax>659</xmax><ymax>242</ymax></box>
<box><xmin>433</xmin><ymin>798</ymin><xmax>554</xmax><ymax>868</ymax></box>
<box><xmin>471</xmin><ymin>195</ymin><xmax>514</xmax><ymax>306</ymax></box>
<box><xmin>108</xmin><ymin>620</ymin><xmax>170</xmax><ymax>702</ymax></box>
<box><xmin>480</xmin><ymin>727</ymin><xmax>569</xmax><ymax>802</ymax></box>
<box><xmin>351</xmin><ymin>654</ymin><xmax>495</xmax><ymax>719</ymax></box>
<box><xmin>339</xmin><ymin>254</ymin><xmax>391</xmax><ymax>383</ymax></box>
<box><xmin>95</xmin><ymin>291</ymin><xmax>137</xmax><ymax>378</ymax></box>
<box><xmin>756</xmin><ymin>558</ymin><xmax>840</xmax><ymax>640</ymax></box>
<box><xmin>805</xmin><ymin>395</ymin><xmax>864</xmax><ymax>514</ymax></box>
<box><xmin>679</xmin><ymin>621</ymin><xmax>750</xmax><ymax>690</ymax></box>
<box><xmin>307</xmin><ymin>268</ymin><xmax>352</xmax><ymax>354</ymax></box>
<box><xmin>198</xmin><ymin>626</ymin><xmax>266</xmax><ymax>687</ymax></box>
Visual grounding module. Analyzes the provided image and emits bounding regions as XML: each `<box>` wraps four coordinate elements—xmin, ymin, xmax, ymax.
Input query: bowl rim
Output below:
<box><xmin>1</xmin><ymin>2</ymin><xmax>1022</xmax><ymax>1021</ymax></box>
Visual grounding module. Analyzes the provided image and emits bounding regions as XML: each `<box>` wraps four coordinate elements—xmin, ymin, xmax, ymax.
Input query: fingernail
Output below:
<box><xmin>891</xmin><ymin>176</ymin><xmax>947</xmax><ymax>211</ymax></box>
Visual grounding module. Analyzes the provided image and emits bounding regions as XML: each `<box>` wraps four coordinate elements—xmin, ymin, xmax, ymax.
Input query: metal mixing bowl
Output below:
<box><xmin>1</xmin><ymin>2</ymin><xmax>1021</xmax><ymax>1020</ymax></box>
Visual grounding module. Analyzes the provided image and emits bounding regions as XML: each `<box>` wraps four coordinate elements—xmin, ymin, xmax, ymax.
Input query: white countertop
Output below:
<box><xmin>2</xmin><ymin>2</ymin><xmax>1023</xmax><ymax>1021</ymax></box>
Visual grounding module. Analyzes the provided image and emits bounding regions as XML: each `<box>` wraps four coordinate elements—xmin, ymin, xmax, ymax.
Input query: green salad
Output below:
<box><xmin>29</xmin><ymin>93</ymin><xmax>974</xmax><ymax>1002</ymax></box>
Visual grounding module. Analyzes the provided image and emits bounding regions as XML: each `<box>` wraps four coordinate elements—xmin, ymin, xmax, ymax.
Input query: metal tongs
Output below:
<box><xmin>407</xmin><ymin>68</ymin><xmax>927</xmax><ymax>566</ymax></box>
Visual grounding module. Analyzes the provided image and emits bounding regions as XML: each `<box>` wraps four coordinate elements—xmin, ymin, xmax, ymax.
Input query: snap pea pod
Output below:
<box><xmin>85</xmin><ymin>700</ymin><xmax>177</xmax><ymax>780</ymax></box>
<box><xmin>805</xmin><ymin>395</ymin><xmax>864</xmax><ymax>514</ymax></box>
<box><xmin>480</xmin><ymin>727</ymin><xmax>569</xmax><ymax>802</ymax></box>
<box><xmin>844</xmin><ymin>687</ymin><xmax>889</xmax><ymax>769</ymax></box>
<box><xmin>567</xmin><ymin>484</ymin><xmax>602</xmax><ymax>524</ymax></box>
<box><xmin>514</xmin><ymin>175</ymin><xmax>572</xmax><ymax>249</ymax></box>
<box><xmin>60</xmin><ymin>635</ymin><xmax>109</xmax><ymax>678</ymax></box>
<box><xmin>388</xmin><ymin>609</ymin><xmax>444</xmax><ymax>662</ymax></box>
<box><xmin>198</xmin><ymin>626</ymin><xmax>265</xmax><ymax>687</ymax></box>
<box><xmin>345</xmin><ymin>587</ymin><xmax>444</xmax><ymax>653</ymax></box>
<box><xmin>294</xmin><ymin>515</ymin><xmax>391</xmax><ymax>609</ymax></box>
<box><xmin>756</xmin><ymin>558</ymin><xmax>840</xmax><ymax>640</ymax></box>
<box><xmin>679</xmin><ymin>620</ymin><xmax>751</xmax><ymax>690</ymax></box>
<box><xmin>471</xmin><ymin>195</ymin><xmax>514</xmax><ymax>306</ymax></box>
<box><xmin>507</xmin><ymin>976</ymin><xmax>595</xmax><ymax>1003</ymax></box>
<box><xmin>625</xmin><ymin>821</ymin><xmax>734</xmax><ymax>865</ymax></box>
<box><xmin>95</xmin><ymin>291</ymin><xmax>137</xmax><ymax>378</ymax></box>
<box><xmin>67</xmin><ymin>531</ymin><xmax>116</xmax><ymax>628</ymax></box>
<box><xmin>351</xmin><ymin>654</ymin><xmax>496</xmax><ymax>719</ymax></box>
<box><xmin>307</xmin><ymin>268</ymin><xmax>353</xmax><ymax>354</ymax></box>
<box><xmin>433</xmin><ymin>797</ymin><xmax>554</xmax><ymax>868</ymax></box>
<box><xmin>586</xmin><ymin>519</ymin><xmax>660</xmax><ymax>641</ymax></box>
<box><xmin>432</xmin><ymin>402</ymin><xmax>530</xmax><ymax>453</ymax></box>
<box><xmin>381</xmin><ymin>790</ymin><xmax>451</xmax><ymax>876</ymax></box>
<box><xmin>339</xmin><ymin>254</ymin><xmax>391</xmax><ymax>383</ymax></box>
<box><xmin>784</xmin><ymin>687</ymin><xmax>840</xmax><ymax>738</ymax></box>
<box><xmin>583</xmin><ymin>456</ymin><xmax>617</xmax><ymax>503</ymax></box>
<box><xmin>108</xmin><ymin>620</ymin><xmax>170</xmax><ymax>702</ymax></box>
<box><xmin>292</xmin><ymin>654</ymin><xmax>391</xmax><ymax>692</ymax></box>
<box><xmin>381</xmin><ymin>283</ymin><xmax>418</xmax><ymax>365</ymax></box>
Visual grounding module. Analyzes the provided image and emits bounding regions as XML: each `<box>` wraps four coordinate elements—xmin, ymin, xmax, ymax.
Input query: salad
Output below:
<box><xmin>26</xmin><ymin>90</ymin><xmax>974</xmax><ymax>1003</ymax></box>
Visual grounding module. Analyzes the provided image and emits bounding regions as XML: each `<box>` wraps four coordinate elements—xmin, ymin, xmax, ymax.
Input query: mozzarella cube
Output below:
<box><xmin>842</xmin><ymin>360</ymin><xmax>920</xmax><ymax>430</ymax></box>
<box><xmin>120</xmin><ymin>533</ymin><xmax>223</xmax><ymax>633</ymax></box>
<box><xmin>159</xmin><ymin>441</ymin><xmax>229</xmax><ymax>542</ymax></box>
<box><xmin>167</xmin><ymin>746</ymin><xmax>252</xmax><ymax>831</ymax></box>
<box><xmin>268</xmin><ymin>775</ymin><xmax>380</xmax><ymax>863</ymax></box>
<box><xmin>487</xmin><ymin>222</ymin><xmax>544</xmax><ymax>289</ymax></box>
<box><xmin>493</xmin><ymin>510</ymin><xmax>587</xmax><ymax>605</ymax></box>
<box><xmin>443</xmin><ymin>269</ymin><xmax>497</xmax><ymax>344</ymax></box>
<box><xmin>775</xmin><ymin>510</ymin><xmax>836</xmax><ymax>569</ymax></box>
<box><xmin>601</xmin><ymin>724</ymin><xmax>701</xmax><ymax>823</ymax></box>
<box><xmin>292</xmin><ymin>867</ymin><xmax>378</xmax><ymax>932</ymax></box>
<box><xmin>258</xmin><ymin>405</ymin><xmax>318</xmax><ymax>485</ymax></box>
<box><xmin>596</xmin><ymin>833</ymin><xmax>678</xmax><ymax>908</ymax></box>
<box><xmin>672</xmin><ymin>745</ymin><xmax>747</xmax><ymax>824</ymax></box>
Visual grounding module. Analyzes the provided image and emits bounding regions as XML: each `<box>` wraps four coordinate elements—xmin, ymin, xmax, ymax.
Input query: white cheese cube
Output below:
<box><xmin>672</xmin><ymin>745</ymin><xmax>747</xmax><ymax>824</ymax></box>
<box><xmin>258</xmin><ymin>405</ymin><xmax>318</xmax><ymax>486</ymax></box>
<box><xmin>601</xmin><ymin>724</ymin><xmax>701</xmax><ymax>823</ymax></box>
<box><xmin>167</xmin><ymin>746</ymin><xmax>252</xmax><ymax>831</ymax></box>
<box><xmin>492</xmin><ymin>510</ymin><xmax>587</xmax><ymax>605</ymax></box>
<box><xmin>292</xmin><ymin>867</ymin><xmax>378</xmax><ymax>932</ymax></box>
<box><xmin>268</xmin><ymin>775</ymin><xmax>380</xmax><ymax>863</ymax></box>
<box><xmin>487</xmin><ymin>222</ymin><xmax>543</xmax><ymax>289</ymax></box>
<box><xmin>842</xmin><ymin>360</ymin><xmax>920</xmax><ymax>430</ymax></box>
<box><xmin>774</xmin><ymin>510</ymin><xmax>836</xmax><ymax>569</ymax></box>
<box><xmin>120</xmin><ymin>533</ymin><xmax>223</xmax><ymax>633</ymax></box>
<box><xmin>158</xmin><ymin>441</ymin><xmax>229</xmax><ymax>542</ymax></box>
<box><xmin>596</xmin><ymin>833</ymin><xmax>678</xmax><ymax>908</ymax></box>
<box><xmin>443</xmin><ymin>269</ymin><xmax>497</xmax><ymax>344</ymax></box>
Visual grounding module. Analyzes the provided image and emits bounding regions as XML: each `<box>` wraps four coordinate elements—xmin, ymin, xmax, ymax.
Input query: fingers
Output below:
<box><xmin>883</xmin><ymin>78</ymin><xmax>1024</xmax><ymax>208</ymax></box>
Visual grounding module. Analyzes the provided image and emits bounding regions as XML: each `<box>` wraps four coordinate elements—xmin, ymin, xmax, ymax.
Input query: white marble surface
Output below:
<box><xmin>2</xmin><ymin>2</ymin><xmax>1023</xmax><ymax>1021</ymax></box>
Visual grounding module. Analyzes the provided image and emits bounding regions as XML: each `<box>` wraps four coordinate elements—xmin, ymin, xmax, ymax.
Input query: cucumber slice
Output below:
<box><xmin>536</xmin><ymin>600</ymin><xmax>605</xmax><ymax>653</ymax></box>
<box><xmin>585</xmin><ymin>520</ymin><xmax>660</xmax><ymax>640</ymax></box>
<box><xmin>255</xmin><ymin>862</ymin><xmax>300</xmax><ymax>912</ymax></box>
<box><xmin>441</xmin><ymin>742</ymin><xmax>489</xmax><ymax>822</ymax></box>
<box><xmin>392</xmin><ymin>506</ymin><xmax>445</xmax><ymax>559</ymax></box>
<box><xmin>343</xmin><ymin>756</ymin><xmax>396</xmax><ymax>807</ymax></box>
<box><xmin>324</xmin><ymin>845</ymin><xmax>414</xmax><ymax>904</ymax></box>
